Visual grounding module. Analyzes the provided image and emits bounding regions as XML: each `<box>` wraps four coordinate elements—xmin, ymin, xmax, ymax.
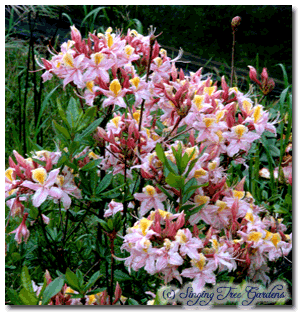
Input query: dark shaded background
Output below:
<box><xmin>7</xmin><ymin>5</ymin><xmax>292</xmax><ymax>91</ymax></box>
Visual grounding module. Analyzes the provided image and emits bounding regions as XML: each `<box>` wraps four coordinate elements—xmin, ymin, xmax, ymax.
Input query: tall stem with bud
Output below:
<box><xmin>230</xmin><ymin>16</ymin><xmax>241</xmax><ymax>87</ymax></box>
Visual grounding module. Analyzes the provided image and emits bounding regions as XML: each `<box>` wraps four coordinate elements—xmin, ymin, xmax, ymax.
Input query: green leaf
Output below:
<box><xmin>155</xmin><ymin>142</ymin><xmax>166</xmax><ymax>163</ymax></box>
<box><xmin>185</xmin><ymin>203</ymin><xmax>206</xmax><ymax>217</ymax></box>
<box><xmin>96</xmin><ymin>172</ymin><xmax>113</xmax><ymax>194</ymax></box>
<box><xmin>76</xmin><ymin>269</ymin><xmax>84</xmax><ymax>290</ymax></box>
<box><xmin>114</xmin><ymin>269</ymin><xmax>131</xmax><ymax>282</ymax></box>
<box><xmin>74</xmin><ymin>116</ymin><xmax>104</xmax><ymax>142</ymax></box>
<box><xmin>85</xmin><ymin>287</ymin><xmax>107</xmax><ymax>295</ymax></box>
<box><xmin>165</xmin><ymin>172</ymin><xmax>184</xmax><ymax>190</ymax></box>
<box><xmin>21</xmin><ymin>266</ymin><xmax>34</xmax><ymax>294</ymax></box>
<box><xmin>19</xmin><ymin>288</ymin><xmax>38</xmax><ymax>305</ymax></box>
<box><xmin>65</xmin><ymin>268</ymin><xmax>80</xmax><ymax>292</ymax></box>
<box><xmin>156</xmin><ymin>184</ymin><xmax>176</xmax><ymax>205</ymax></box>
<box><xmin>41</xmin><ymin>276</ymin><xmax>65</xmax><ymax>305</ymax></box>
<box><xmin>100</xmin><ymin>183</ymin><xmax>126</xmax><ymax>198</ymax></box>
<box><xmin>52</xmin><ymin>120</ymin><xmax>71</xmax><ymax>140</ymax></box>
<box><xmin>32</xmin><ymin>158</ymin><xmax>46</xmax><ymax>167</ymax></box>
<box><xmin>80</xmin><ymin>6</ymin><xmax>106</xmax><ymax>28</ymax></box>
<box><xmin>36</xmin><ymin>86</ymin><xmax>59</xmax><ymax>127</ymax></box>
<box><xmin>56</xmin><ymin>98</ymin><xmax>69</xmax><ymax>126</ymax></box>
<box><xmin>80</xmin><ymin>159</ymin><xmax>102</xmax><ymax>171</ymax></box>
<box><xmin>133</xmin><ymin>18</ymin><xmax>143</xmax><ymax>34</ymax></box>
<box><xmin>7</xmin><ymin>288</ymin><xmax>23</xmax><ymax>305</ymax></box>
<box><xmin>66</xmin><ymin>97</ymin><xmax>82</xmax><ymax>130</ymax></box>
<box><xmin>84</xmin><ymin>271</ymin><xmax>101</xmax><ymax>292</ymax></box>
<box><xmin>127</xmin><ymin>298</ymin><xmax>140</xmax><ymax>305</ymax></box>
<box><xmin>76</xmin><ymin>106</ymin><xmax>97</xmax><ymax>132</ymax></box>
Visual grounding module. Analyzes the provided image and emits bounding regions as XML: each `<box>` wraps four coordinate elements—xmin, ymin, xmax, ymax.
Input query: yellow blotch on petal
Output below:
<box><xmin>130</xmin><ymin>29</ymin><xmax>138</xmax><ymax>37</ymax></box>
<box><xmin>143</xmin><ymin>239</ymin><xmax>151</xmax><ymax>253</ymax></box>
<box><xmin>88</xmin><ymin>151</ymin><xmax>100</xmax><ymax>160</ymax></box>
<box><xmin>125</xmin><ymin>45</ymin><xmax>134</xmax><ymax>57</ymax></box>
<box><xmin>253</xmin><ymin>105</ymin><xmax>263</xmax><ymax>123</ymax></box>
<box><xmin>194</xmin><ymin>168</ymin><xmax>207</xmax><ymax>178</ymax></box>
<box><xmin>211</xmin><ymin>239</ymin><xmax>219</xmax><ymax>252</ymax></box>
<box><xmin>208</xmin><ymin>161</ymin><xmax>217</xmax><ymax>171</ymax></box>
<box><xmin>216</xmin><ymin>110</ymin><xmax>225</xmax><ymax>122</ymax></box>
<box><xmin>248</xmin><ymin>231</ymin><xmax>263</xmax><ymax>242</ymax></box>
<box><xmin>107</xmin><ymin>33</ymin><xmax>113</xmax><ymax>49</ymax></box>
<box><xmin>271</xmin><ymin>233</ymin><xmax>281</xmax><ymax>248</ymax></box>
<box><xmin>139</xmin><ymin>218</ymin><xmax>153</xmax><ymax>236</ymax></box>
<box><xmin>130</xmin><ymin>76</ymin><xmax>140</xmax><ymax>89</ymax></box>
<box><xmin>32</xmin><ymin>168</ymin><xmax>47</xmax><ymax>185</ymax></box>
<box><xmin>158</xmin><ymin>209</ymin><xmax>172</xmax><ymax>219</ymax></box>
<box><xmin>193</xmin><ymin>95</ymin><xmax>204</xmax><ymax>110</ymax></box>
<box><xmin>111</xmin><ymin>116</ymin><xmax>121</xmax><ymax>128</ymax></box>
<box><xmin>164</xmin><ymin>238</ymin><xmax>172</xmax><ymax>250</ymax></box>
<box><xmin>192</xmin><ymin>253</ymin><xmax>206</xmax><ymax>270</ymax></box>
<box><xmin>242</xmin><ymin>99</ymin><xmax>253</xmax><ymax>115</ymax></box>
<box><xmin>154</xmin><ymin>57</ymin><xmax>163</xmax><ymax>67</ymax></box>
<box><xmin>65</xmin><ymin>287</ymin><xmax>75</xmax><ymax>296</ymax></box>
<box><xmin>175</xmin><ymin>230</ymin><xmax>188</xmax><ymax>244</ymax></box>
<box><xmin>36</xmin><ymin>150</ymin><xmax>50</xmax><ymax>158</ymax></box>
<box><xmin>194</xmin><ymin>195</ymin><xmax>210</xmax><ymax>205</ymax></box>
<box><xmin>106</xmin><ymin>27</ymin><xmax>113</xmax><ymax>34</ymax></box>
<box><xmin>144</xmin><ymin>185</ymin><xmax>156</xmax><ymax>196</ymax></box>
<box><xmin>185</xmin><ymin>147</ymin><xmax>198</xmax><ymax>160</ymax></box>
<box><xmin>86</xmin><ymin>81</ymin><xmax>94</xmax><ymax>93</ymax></box>
<box><xmin>216</xmin><ymin>200</ymin><xmax>227</xmax><ymax>212</ymax></box>
<box><xmin>229</xmin><ymin>87</ymin><xmax>239</xmax><ymax>94</ymax></box>
<box><xmin>203</xmin><ymin>117</ymin><xmax>215</xmax><ymax>128</ymax></box>
<box><xmin>93</xmin><ymin>52</ymin><xmax>104</xmax><ymax>65</ymax></box>
<box><xmin>62</xmin><ymin>53</ymin><xmax>74</xmax><ymax>68</ymax></box>
<box><xmin>88</xmin><ymin>294</ymin><xmax>96</xmax><ymax>305</ymax></box>
<box><xmin>244</xmin><ymin>212</ymin><xmax>254</xmax><ymax>223</ymax></box>
<box><xmin>5</xmin><ymin>168</ymin><xmax>14</xmax><ymax>182</ymax></box>
<box><xmin>56</xmin><ymin>175</ymin><xmax>65</xmax><ymax>187</ymax></box>
<box><xmin>233</xmin><ymin>190</ymin><xmax>245</xmax><ymax>199</ymax></box>
<box><xmin>160</xmin><ymin>48</ymin><xmax>167</xmax><ymax>58</ymax></box>
<box><xmin>263</xmin><ymin>230</ymin><xmax>273</xmax><ymax>241</ymax></box>
<box><xmin>204</xmin><ymin>86</ymin><xmax>216</xmax><ymax>96</ymax></box>
<box><xmin>215</xmin><ymin>130</ymin><xmax>224</xmax><ymax>142</ymax></box>
<box><xmin>109</xmin><ymin>79</ymin><xmax>121</xmax><ymax>97</ymax></box>
<box><xmin>233</xmin><ymin>124</ymin><xmax>248</xmax><ymax>138</ymax></box>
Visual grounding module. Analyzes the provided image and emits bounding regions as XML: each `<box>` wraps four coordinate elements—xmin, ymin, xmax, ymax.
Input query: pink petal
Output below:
<box><xmin>32</xmin><ymin>188</ymin><xmax>49</xmax><ymax>207</ymax></box>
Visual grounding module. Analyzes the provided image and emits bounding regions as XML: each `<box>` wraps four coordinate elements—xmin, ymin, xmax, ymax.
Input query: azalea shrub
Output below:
<box><xmin>5</xmin><ymin>25</ymin><xmax>292</xmax><ymax>305</ymax></box>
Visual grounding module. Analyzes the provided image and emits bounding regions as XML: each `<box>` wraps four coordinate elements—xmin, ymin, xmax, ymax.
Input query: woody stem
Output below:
<box><xmin>230</xmin><ymin>30</ymin><xmax>236</xmax><ymax>88</ymax></box>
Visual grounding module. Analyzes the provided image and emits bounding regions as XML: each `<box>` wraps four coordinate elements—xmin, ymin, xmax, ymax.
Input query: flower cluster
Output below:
<box><xmin>122</xmin><ymin>187</ymin><xmax>291</xmax><ymax>293</ymax></box>
<box><xmin>5</xmin><ymin>149</ymin><xmax>81</xmax><ymax>243</ymax></box>
<box><xmin>5</xmin><ymin>25</ymin><xmax>292</xmax><ymax>302</ymax></box>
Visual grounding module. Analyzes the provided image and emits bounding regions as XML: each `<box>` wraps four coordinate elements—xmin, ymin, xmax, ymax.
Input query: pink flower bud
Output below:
<box><xmin>9</xmin><ymin>213</ymin><xmax>30</xmax><ymax>244</ymax></box>
<box><xmin>114</xmin><ymin>282</ymin><xmax>122</xmax><ymax>301</ymax></box>
<box><xmin>248</xmin><ymin>66</ymin><xmax>262</xmax><ymax>87</ymax></box>
<box><xmin>231</xmin><ymin>16</ymin><xmax>241</xmax><ymax>30</ymax></box>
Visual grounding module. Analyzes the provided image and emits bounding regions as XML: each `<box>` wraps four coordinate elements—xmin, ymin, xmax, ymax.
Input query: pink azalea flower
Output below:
<box><xmin>98</xmin><ymin>79</ymin><xmax>128</xmax><ymax>108</ymax></box>
<box><xmin>83</xmin><ymin>52</ymin><xmax>115</xmax><ymax>83</ymax></box>
<box><xmin>181</xmin><ymin>254</ymin><xmax>217</xmax><ymax>293</ymax></box>
<box><xmin>10</xmin><ymin>213</ymin><xmax>30</xmax><ymax>244</ymax></box>
<box><xmin>223</xmin><ymin>124</ymin><xmax>260</xmax><ymax>157</ymax></box>
<box><xmin>104</xmin><ymin>200</ymin><xmax>124</xmax><ymax>217</ymax></box>
<box><xmin>61</xmin><ymin>53</ymin><xmax>88</xmax><ymax>89</ymax></box>
<box><xmin>175</xmin><ymin>228</ymin><xmax>203</xmax><ymax>259</ymax></box>
<box><xmin>55</xmin><ymin>169</ymin><xmax>82</xmax><ymax>209</ymax></box>
<box><xmin>243</xmin><ymin>105</ymin><xmax>277</xmax><ymax>135</ymax></box>
<box><xmin>21</xmin><ymin>168</ymin><xmax>62</xmax><ymax>207</ymax></box>
<box><xmin>155</xmin><ymin>240</ymin><xmax>184</xmax><ymax>272</ymax></box>
<box><xmin>134</xmin><ymin>185</ymin><xmax>167</xmax><ymax>217</ymax></box>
